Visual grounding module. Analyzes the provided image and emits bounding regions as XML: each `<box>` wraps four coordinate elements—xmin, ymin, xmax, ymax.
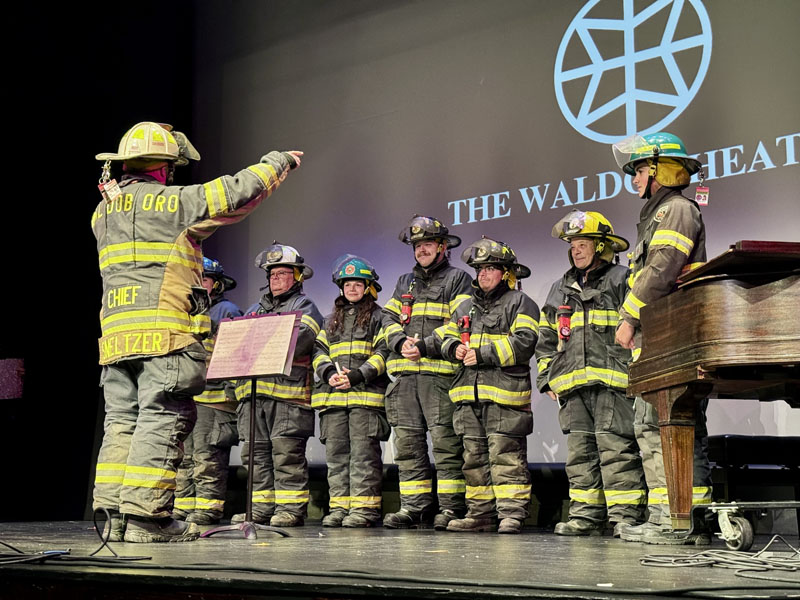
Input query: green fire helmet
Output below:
<box><xmin>255</xmin><ymin>242</ymin><xmax>313</xmax><ymax>281</ymax></box>
<box><xmin>332</xmin><ymin>254</ymin><xmax>382</xmax><ymax>298</ymax></box>
<box><xmin>552</xmin><ymin>210</ymin><xmax>629</xmax><ymax>265</ymax></box>
<box><xmin>96</xmin><ymin>122</ymin><xmax>201</xmax><ymax>166</ymax></box>
<box><xmin>612</xmin><ymin>132</ymin><xmax>701</xmax><ymax>189</ymax></box>
<box><xmin>398</xmin><ymin>215</ymin><xmax>461</xmax><ymax>249</ymax></box>
<box><xmin>461</xmin><ymin>236</ymin><xmax>531</xmax><ymax>280</ymax></box>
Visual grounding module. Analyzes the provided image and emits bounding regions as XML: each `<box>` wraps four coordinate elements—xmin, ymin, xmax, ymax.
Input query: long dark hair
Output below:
<box><xmin>328</xmin><ymin>293</ymin><xmax>377</xmax><ymax>335</ymax></box>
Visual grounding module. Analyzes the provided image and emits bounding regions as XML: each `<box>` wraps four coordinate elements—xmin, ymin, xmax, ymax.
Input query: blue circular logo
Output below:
<box><xmin>554</xmin><ymin>0</ymin><xmax>712</xmax><ymax>143</ymax></box>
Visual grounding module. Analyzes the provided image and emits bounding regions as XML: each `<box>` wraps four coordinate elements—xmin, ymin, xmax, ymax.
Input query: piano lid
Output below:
<box><xmin>678</xmin><ymin>240</ymin><xmax>800</xmax><ymax>288</ymax></box>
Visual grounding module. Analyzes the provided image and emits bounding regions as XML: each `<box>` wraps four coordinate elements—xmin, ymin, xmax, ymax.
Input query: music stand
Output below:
<box><xmin>199</xmin><ymin>311</ymin><xmax>302</xmax><ymax>540</ymax></box>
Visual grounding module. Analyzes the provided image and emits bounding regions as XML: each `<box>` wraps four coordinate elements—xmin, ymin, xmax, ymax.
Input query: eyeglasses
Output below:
<box><xmin>269</xmin><ymin>270</ymin><xmax>294</xmax><ymax>279</ymax></box>
<box><xmin>476</xmin><ymin>265</ymin><xmax>501</xmax><ymax>273</ymax></box>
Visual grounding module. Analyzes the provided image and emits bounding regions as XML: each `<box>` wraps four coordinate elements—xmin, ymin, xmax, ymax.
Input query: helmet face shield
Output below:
<box><xmin>552</xmin><ymin>210</ymin><xmax>629</xmax><ymax>256</ymax></box>
<box><xmin>612</xmin><ymin>134</ymin><xmax>650</xmax><ymax>172</ymax></box>
<box><xmin>612</xmin><ymin>131</ymin><xmax>701</xmax><ymax>177</ymax></box>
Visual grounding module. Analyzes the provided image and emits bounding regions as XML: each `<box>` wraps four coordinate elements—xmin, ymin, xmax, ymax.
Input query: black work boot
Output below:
<box><xmin>554</xmin><ymin>519</ymin><xmax>604</xmax><ymax>536</ymax></box>
<box><xmin>383</xmin><ymin>508</ymin><xmax>423</xmax><ymax>529</ymax></box>
<box><xmin>123</xmin><ymin>515</ymin><xmax>200</xmax><ymax>543</ymax></box>
<box><xmin>322</xmin><ymin>510</ymin><xmax>347</xmax><ymax>527</ymax></box>
<box><xmin>446</xmin><ymin>517</ymin><xmax>496</xmax><ymax>532</ymax></box>
<box><xmin>101</xmin><ymin>511</ymin><xmax>127</xmax><ymax>542</ymax></box>
<box><xmin>433</xmin><ymin>509</ymin><xmax>460</xmax><ymax>531</ymax></box>
<box><xmin>186</xmin><ymin>511</ymin><xmax>221</xmax><ymax>526</ymax></box>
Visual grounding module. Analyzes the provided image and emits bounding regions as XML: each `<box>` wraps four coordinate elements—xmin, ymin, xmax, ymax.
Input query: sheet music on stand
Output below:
<box><xmin>202</xmin><ymin>311</ymin><xmax>301</xmax><ymax>540</ymax></box>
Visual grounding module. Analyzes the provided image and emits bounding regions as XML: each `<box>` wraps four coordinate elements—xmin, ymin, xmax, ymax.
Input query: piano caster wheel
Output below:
<box><xmin>725</xmin><ymin>516</ymin><xmax>754</xmax><ymax>551</ymax></box>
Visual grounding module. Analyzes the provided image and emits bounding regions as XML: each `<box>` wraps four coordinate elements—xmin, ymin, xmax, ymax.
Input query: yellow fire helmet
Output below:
<box><xmin>551</xmin><ymin>210</ymin><xmax>629</xmax><ymax>264</ymax></box>
<box><xmin>96</xmin><ymin>122</ymin><xmax>201</xmax><ymax>166</ymax></box>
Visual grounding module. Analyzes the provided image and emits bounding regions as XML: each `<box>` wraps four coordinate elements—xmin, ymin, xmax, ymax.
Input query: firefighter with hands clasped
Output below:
<box><xmin>433</xmin><ymin>237</ymin><xmax>539</xmax><ymax>534</ymax></box>
<box><xmin>381</xmin><ymin>215</ymin><xmax>473</xmax><ymax>529</ymax></box>
<box><xmin>536</xmin><ymin>211</ymin><xmax>646</xmax><ymax>537</ymax></box>
<box><xmin>91</xmin><ymin>121</ymin><xmax>302</xmax><ymax>542</ymax></box>
<box><xmin>312</xmin><ymin>255</ymin><xmax>391</xmax><ymax>527</ymax></box>
<box><xmin>612</xmin><ymin>132</ymin><xmax>712</xmax><ymax>545</ymax></box>
<box><xmin>233</xmin><ymin>243</ymin><xmax>323</xmax><ymax>528</ymax></box>
<box><xmin>174</xmin><ymin>257</ymin><xmax>243</xmax><ymax>525</ymax></box>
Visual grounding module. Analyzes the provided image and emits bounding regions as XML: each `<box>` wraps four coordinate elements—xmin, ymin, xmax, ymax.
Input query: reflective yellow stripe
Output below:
<box><xmin>99</xmin><ymin>242</ymin><xmax>202</xmax><ymax>271</ymax></box>
<box><xmin>693</xmin><ymin>486</ymin><xmax>712</xmax><ymax>505</ymax></box>
<box><xmin>588</xmin><ymin>309</ymin><xmax>619</xmax><ymax>327</ymax></box>
<box><xmin>301</xmin><ymin>314</ymin><xmax>320</xmax><ymax>335</ymax></box>
<box><xmin>539</xmin><ymin>313</ymin><xmax>557</xmax><ymax>331</ymax></box>
<box><xmin>437</xmin><ymin>479</ymin><xmax>466</xmax><ymax>494</ymax></box>
<box><xmin>351</xmin><ymin>496</ymin><xmax>382</xmax><ymax>509</ymax></box>
<box><xmin>649</xmin><ymin>487</ymin><xmax>669</xmax><ymax>505</ymax></box>
<box><xmin>311</xmin><ymin>390</ymin><xmax>385</xmax><ymax>409</ymax></box>
<box><xmin>412</xmin><ymin>302</ymin><xmax>451</xmax><ymax>319</ymax></box>
<box><xmin>275</xmin><ymin>490</ymin><xmax>310</xmax><ymax>504</ymax></box>
<box><xmin>549</xmin><ymin>366</ymin><xmax>629</xmax><ymax>394</ymax></box>
<box><xmin>399</xmin><ymin>480</ymin><xmax>432</xmax><ymax>495</ymax></box>
<box><xmin>450</xmin><ymin>384</ymin><xmax>531</xmax><ymax>408</ymax></box>
<box><xmin>537</xmin><ymin>356</ymin><xmax>551</xmax><ymax>374</ymax></box>
<box><xmin>622</xmin><ymin>291</ymin><xmax>646</xmax><ymax>320</ymax></box>
<box><xmin>493</xmin><ymin>484</ymin><xmax>531</xmax><ymax>500</ymax></box>
<box><xmin>493</xmin><ymin>337</ymin><xmax>515</xmax><ymax>366</ymax></box>
<box><xmin>466</xmin><ymin>485</ymin><xmax>495</xmax><ymax>500</ymax></box>
<box><xmin>329</xmin><ymin>496</ymin><xmax>351</xmax><ymax>510</ymax></box>
<box><xmin>510</xmin><ymin>313</ymin><xmax>539</xmax><ymax>334</ymax></box>
<box><xmin>237</xmin><ymin>380</ymin><xmax>310</xmax><ymax>402</ymax></box>
<box><xmin>449</xmin><ymin>294</ymin><xmax>471</xmax><ymax>313</ymax></box>
<box><xmin>569</xmin><ymin>488</ymin><xmax>606</xmax><ymax>505</ymax></box>
<box><xmin>174</xmin><ymin>497</ymin><xmax>195</xmax><ymax>510</ymax></box>
<box><xmin>387</xmin><ymin>357</ymin><xmax>458</xmax><ymax>376</ymax></box>
<box><xmin>366</xmin><ymin>354</ymin><xmax>386</xmax><ymax>373</ymax></box>
<box><xmin>383</xmin><ymin>323</ymin><xmax>404</xmax><ymax>341</ymax></box>
<box><xmin>605</xmin><ymin>489</ymin><xmax>647</xmax><ymax>506</ymax></box>
<box><xmin>195</xmin><ymin>497</ymin><xmax>225</xmax><ymax>510</ymax></box>
<box><xmin>247</xmin><ymin>163</ymin><xmax>280</xmax><ymax>194</ymax></box>
<box><xmin>651</xmin><ymin>229</ymin><xmax>694</xmax><ymax>256</ymax></box>
<box><xmin>384</xmin><ymin>298</ymin><xmax>402</xmax><ymax>315</ymax></box>
<box><xmin>195</xmin><ymin>388</ymin><xmax>227</xmax><ymax>403</ymax></box>
<box><xmin>253</xmin><ymin>490</ymin><xmax>275</xmax><ymax>503</ymax></box>
<box><xmin>329</xmin><ymin>340</ymin><xmax>372</xmax><ymax>357</ymax></box>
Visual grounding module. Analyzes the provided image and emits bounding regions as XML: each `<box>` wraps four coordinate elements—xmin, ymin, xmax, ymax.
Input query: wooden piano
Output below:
<box><xmin>627</xmin><ymin>240</ymin><xmax>800</xmax><ymax>530</ymax></box>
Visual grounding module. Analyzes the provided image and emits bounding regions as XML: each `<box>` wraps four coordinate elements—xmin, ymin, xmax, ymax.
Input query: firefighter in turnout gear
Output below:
<box><xmin>312</xmin><ymin>255</ymin><xmax>391</xmax><ymax>527</ymax></box>
<box><xmin>92</xmin><ymin>121</ymin><xmax>302</xmax><ymax>543</ymax></box>
<box><xmin>612</xmin><ymin>132</ymin><xmax>712</xmax><ymax>545</ymax></box>
<box><xmin>233</xmin><ymin>243</ymin><xmax>323</xmax><ymax>527</ymax></box>
<box><xmin>382</xmin><ymin>215</ymin><xmax>472</xmax><ymax>529</ymax></box>
<box><xmin>434</xmin><ymin>237</ymin><xmax>539</xmax><ymax>534</ymax></box>
<box><xmin>174</xmin><ymin>257</ymin><xmax>243</xmax><ymax>525</ymax></box>
<box><xmin>536</xmin><ymin>211</ymin><xmax>646</xmax><ymax>537</ymax></box>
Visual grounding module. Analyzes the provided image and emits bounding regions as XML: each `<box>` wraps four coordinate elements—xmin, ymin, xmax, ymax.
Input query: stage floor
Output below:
<box><xmin>0</xmin><ymin>521</ymin><xmax>798</xmax><ymax>599</ymax></box>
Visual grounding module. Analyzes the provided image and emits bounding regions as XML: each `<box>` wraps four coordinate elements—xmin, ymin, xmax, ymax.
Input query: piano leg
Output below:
<box><xmin>643</xmin><ymin>383</ymin><xmax>712</xmax><ymax>530</ymax></box>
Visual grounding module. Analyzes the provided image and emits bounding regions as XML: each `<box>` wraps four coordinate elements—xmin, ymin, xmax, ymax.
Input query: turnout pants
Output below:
<box><xmin>319</xmin><ymin>407</ymin><xmax>390</xmax><ymax>520</ymax></box>
<box><xmin>558</xmin><ymin>386</ymin><xmax>646</xmax><ymax>525</ymax></box>
<box><xmin>175</xmin><ymin>404</ymin><xmax>238</xmax><ymax>518</ymax></box>
<box><xmin>237</xmin><ymin>397</ymin><xmax>314</xmax><ymax>519</ymax></box>
<box><xmin>452</xmin><ymin>402</ymin><xmax>533</xmax><ymax>521</ymax></box>
<box><xmin>635</xmin><ymin>396</ymin><xmax>712</xmax><ymax>526</ymax></box>
<box><xmin>93</xmin><ymin>344</ymin><xmax>206</xmax><ymax>518</ymax></box>
<box><xmin>384</xmin><ymin>374</ymin><xmax>465</xmax><ymax>516</ymax></box>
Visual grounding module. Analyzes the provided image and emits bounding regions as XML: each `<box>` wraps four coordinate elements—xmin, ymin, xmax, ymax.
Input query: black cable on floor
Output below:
<box><xmin>640</xmin><ymin>534</ymin><xmax>800</xmax><ymax>586</ymax></box>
